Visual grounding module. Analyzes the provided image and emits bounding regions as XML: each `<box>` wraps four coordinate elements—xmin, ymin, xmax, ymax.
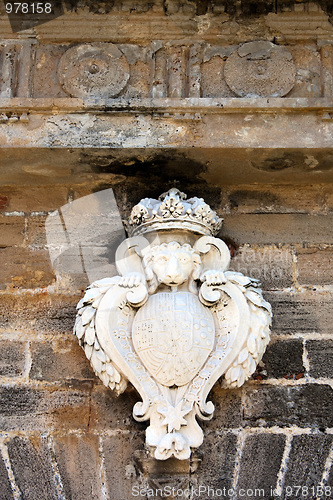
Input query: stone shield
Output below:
<box><xmin>132</xmin><ymin>292</ymin><xmax>215</xmax><ymax>387</ymax></box>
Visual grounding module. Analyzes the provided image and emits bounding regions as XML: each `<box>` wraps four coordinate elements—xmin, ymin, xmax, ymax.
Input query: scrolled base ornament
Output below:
<box><xmin>74</xmin><ymin>188</ymin><xmax>272</xmax><ymax>460</ymax></box>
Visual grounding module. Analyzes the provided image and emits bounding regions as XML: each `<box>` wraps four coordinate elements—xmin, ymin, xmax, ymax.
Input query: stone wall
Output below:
<box><xmin>0</xmin><ymin>179</ymin><xmax>332</xmax><ymax>499</ymax></box>
<box><xmin>0</xmin><ymin>0</ymin><xmax>333</xmax><ymax>499</ymax></box>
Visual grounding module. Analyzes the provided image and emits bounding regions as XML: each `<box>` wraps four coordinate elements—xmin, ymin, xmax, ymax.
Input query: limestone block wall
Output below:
<box><xmin>0</xmin><ymin>178</ymin><xmax>332</xmax><ymax>499</ymax></box>
<box><xmin>0</xmin><ymin>0</ymin><xmax>333</xmax><ymax>498</ymax></box>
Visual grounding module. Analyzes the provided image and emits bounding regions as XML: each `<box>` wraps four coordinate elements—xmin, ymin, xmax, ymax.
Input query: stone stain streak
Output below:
<box><xmin>0</xmin><ymin>0</ymin><xmax>333</xmax><ymax>497</ymax></box>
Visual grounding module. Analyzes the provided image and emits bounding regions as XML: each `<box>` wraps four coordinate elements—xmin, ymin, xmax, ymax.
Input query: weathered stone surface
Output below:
<box><xmin>297</xmin><ymin>248</ymin><xmax>333</xmax><ymax>286</ymax></box>
<box><xmin>195</xmin><ymin>432</ymin><xmax>237</xmax><ymax>499</ymax></box>
<box><xmin>243</xmin><ymin>385</ymin><xmax>333</xmax><ymax>428</ymax></box>
<box><xmin>0</xmin><ymin>216</ymin><xmax>25</xmax><ymax>247</ymax></box>
<box><xmin>226</xmin><ymin>184</ymin><xmax>325</xmax><ymax>214</ymax></box>
<box><xmin>229</xmin><ymin>246</ymin><xmax>293</xmax><ymax>290</ymax></box>
<box><xmin>0</xmin><ymin>186</ymin><xmax>69</xmax><ymax>213</ymax></box>
<box><xmin>89</xmin><ymin>386</ymin><xmax>147</xmax><ymax>431</ymax></box>
<box><xmin>30</xmin><ymin>339</ymin><xmax>94</xmax><ymax>382</ymax></box>
<box><xmin>0</xmin><ymin>385</ymin><xmax>92</xmax><ymax>431</ymax></box>
<box><xmin>58</xmin><ymin>43</ymin><xmax>130</xmax><ymax>98</ymax></box>
<box><xmin>0</xmin><ymin>1</ymin><xmax>330</xmax><ymax>44</ymax></box>
<box><xmin>25</xmin><ymin>215</ymin><xmax>48</xmax><ymax>248</ymax></box>
<box><xmin>53</xmin><ymin>434</ymin><xmax>103</xmax><ymax>500</ymax></box>
<box><xmin>224</xmin><ymin>42</ymin><xmax>296</xmax><ymax>98</ymax></box>
<box><xmin>0</xmin><ymin>247</ymin><xmax>55</xmax><ymax>289</ymax></box>
<box><xmin>306</xmin><ymin>340</ymin><xmax>333</xmax><ymax>379</ymax></box>
<box><xmin>266</xmin><ymin>291</ymin><xmax>333</xmax><ymax>335</ymax></box>
<box><xmin>0</xmin><ymin>340</ymin><xmax>26</xmax><ymax>377</ymax></box>
<box><xmin>0</xmin><ymin>387</ymin><xmax>41</xmax><ymax>416</ymax></box>
<box><xmin>0</xmin><ymin>452</ymin><xmax>13</xmax><ymax>500</ymax></box>
<box><xmin>262</xmin><ymin>339</ymin><xmax>304</xmax><ymax>378</ymax></box>
<box><xmin>205</xmin><ymin>386</ymin><xmax>242</xmax><ymax>430</ymax></box>
<box><xmin>103</xmin><ymin>433</ymin><xmax>145</xmax><ymax>500</ymax></box>
<box><xmin>0</xmin><ymin>292</ymin><xmax>80</xmax><ymax>334</ymax></box>
<box><xmin>288</xmin><ymin>44</ymin><xmax>322</xmax><ymax>98</ymax></box>
<box><xmin>282</xmin><ymin>434</ymin><xmax>333</xmax><ymax>499</ymax></box>
<box><xmin>201</xmin><ymin>54</ymin><xmax>234</xmax><ymax>98</ymax></box>
<box><xmin>221</xmin><ymin>214</ymin><xmax>333</xmax><ymax>245</ymax></box>
<box><xmin>2</xmin><ymin>110</ymin><xmax>333</xmax><ymax>151</ymax></box>
<box><xmin>7</xmin><ymin>436</ymin><xmax>58</xmax><ymax>500</ymax></box>
<box><xmin>1</xmin><ymin>148</ymin><xmax>333</xmax><ymax>188</ymax></box>
<box><xmin>235</xmin><ymin>434</ymin><xmax>286</xmax><ymax>499</ymax></box>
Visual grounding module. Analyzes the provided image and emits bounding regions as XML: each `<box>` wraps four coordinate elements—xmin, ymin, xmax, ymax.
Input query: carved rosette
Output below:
<box><xmin>57</xmin><ymin>43</ymin><xmax>130</xmax><ymax>98</ymax></box>
<box><xmin>74</xmin><ymin>188</ymin><xmax>272</xmax><ymax>460</ymax></box>
<box><xmin>224</xmin><ymin>41</ymin><xmax>296</xmax><ymax>97</ymax></box>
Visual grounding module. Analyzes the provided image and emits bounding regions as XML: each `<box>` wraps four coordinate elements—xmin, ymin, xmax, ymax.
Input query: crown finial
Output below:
<box><xmin>127</xmin><ymin>188</ymin><xmax>223</xmax><ymax>237</ymax></box>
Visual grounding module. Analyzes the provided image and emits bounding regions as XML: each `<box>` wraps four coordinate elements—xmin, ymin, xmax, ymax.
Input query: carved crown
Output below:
<box><xmin>126</xmin><ymin>188</ymin><xmax>223</xmax><ymax>236</ymax></box>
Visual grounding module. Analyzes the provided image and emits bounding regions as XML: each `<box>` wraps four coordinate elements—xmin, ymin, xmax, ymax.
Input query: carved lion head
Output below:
<box><xmin>142</xmin><ymin>242</ymin><xmax>201</xmax><ymax>294</ymax></box>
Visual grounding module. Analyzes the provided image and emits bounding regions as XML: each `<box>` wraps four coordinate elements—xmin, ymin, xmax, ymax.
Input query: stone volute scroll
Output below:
<box><xmin>74</xmin><ymin>189</ymin><xmax>272</xmax><ymax>460</ymax></box>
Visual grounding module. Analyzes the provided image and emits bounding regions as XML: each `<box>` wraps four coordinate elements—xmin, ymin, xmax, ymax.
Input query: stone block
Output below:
<box><xmin>0</xmin><ymin>452</ymin><xmax>13</xmax><ymax>500</ymax></box>
<box><xmin>89</xmin><ymin>386</ymin><xmax>147</xmax><ymax>432</ymax></box>
<box><xmin>194</xmin><ymin>432</ymin><xmax>237</xmax><ymax>499</ymax></box>
<box><xmin>40</xmin><ymin>386</ymin><xmax>93</xmax><ymax>431</ymax></box>
<box><xmin>0</xmin><ymin>340</ymin><xmax>26</xmax><ymax>377</ymax></box>
<box><xmin>323</xmin><ymin>184</ymin><xmax>333</xmax><ymax>212</ymax></box>
<box><xmin>32</xmin><ymin>44</ymin><xmax>68</xmax><ymax>98</ymax></box>
<box><xmin>0</xmin><ymin>387</ymin><xmax>41</xmax><ymax>417</ymax></box>
<box><xmin>204</xmin><ymin>385</ymin><xmax>242</xmax><ymax>430</ymax></box>
<box><xmin>0</xmin><ymin>216</ymin><xmax>25</xmax><ymax>247</ymax></box>
<box><xmin>29</xmin><ymin>339</ymin><xmax>94</xmax><ymax>382</ymax></box>
<box><xmin>235</xmin><ymin>434</ymin><xmax>286</xmax><ymax>499</ymax></box>
<box><xmin>266</xmin><ymin>291</ymin><xmax>333</xmax><ymax>335</ymax></box>
<box><xmin>229</xmin><ymin>246</ymin><xmax>293</xmax><ymax>290</ymax></box>
<box><xmin>221</xmin><ymin>214</ymin><xmax>333</xmax><ymax>246</ymax></box>
<box><xmin>103</xmin><ymin>433</ymin><xmax>146</xmax><ymax>500</ymax></box>
<box><xmin>243</xmin><ymin>384</ymin><xmax>333</xmax><ymax>428</ymax></box>
<box><xmin>25</xmin><ymin>215</ymin><xmax>48</xmax><ymax>248</ymax></box>
<box><xmin>282</xmin><ymin>434</ymin><xmax>333</xmax><ymax>499</ymax></box>
<box><xmin>7</xmin><ymin>436</ymin><xmax>58</xmax><ymax>500</ymax></box>
<box><xmin>0</xmin><ymin>385</ymin><xmax>92</xmax><ymax>432</ymax></box>
<box><xmin>0</xmin><ymin>247</ymin><xmax>55</xmax><ymax>290</ymax></box>
<box><xmin>297</xmin><ymin>248</ymin><xmax>333</xmax><ymax>286</ymax></box>
<box><xmin>0</xmin><ymin>195</ymin><xmax>8</xmax><ymax>211</ymax></box>
<box><xmin>0</xmin><ymin>292</ymin><xmax>80</xmax><ymax>334</ymax></box>
<box><xmin>288</xmin><ymin>45</ymin><xmax>321</xmax><ymax>98</ymax></box>
<box><xmin>262</xmin><ymin>339</ymin><xmax>304</xmax><ymax>379</ymax></box>
<box><xmin>306</xmin><ymin>339</ymin><xmax>333</xmax><ymax>379</ymax></box>
<box><xmin>53</xmin><ymin>434</ymin><xmax>103</xmax><ymax>500</ymax></box>
<box><xmin>0</xmin><ymin>186</ymin><xmax>69</xmax><ymax>213</ymax></box>
<box><xmin>201</xmin><ymin>56</ymin><xmax>233</xmax><ymax>98</ymax></box>
<box><xmin>226</xmin><ymin>185</ymin><xmax>324</xmax><ymax>214</ymax></box>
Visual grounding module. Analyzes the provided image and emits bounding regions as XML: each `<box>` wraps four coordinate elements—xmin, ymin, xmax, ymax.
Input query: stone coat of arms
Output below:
<box><xmin>74</xmin><ymin>188</ymin><xmax>272</xmax><ymax>460</ymax></box>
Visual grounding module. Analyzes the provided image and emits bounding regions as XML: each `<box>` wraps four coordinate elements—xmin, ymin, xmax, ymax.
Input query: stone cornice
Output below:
<box><xmin>1</xmin><ymin>98</ymin><xmax>333</xmax><ymax>150</ymax></box>
<box><xmin>0</xmin><ymin>9</ymin><xmax>333</xmax><ymax>43</ymax></box>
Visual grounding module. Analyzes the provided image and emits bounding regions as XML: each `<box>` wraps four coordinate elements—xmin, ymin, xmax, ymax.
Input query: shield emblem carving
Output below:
<box><xmin>74</xmin><ymin>188</ymin><xmax>272</xmax><ymax>460</ymax></box>
<box><xmin>132</xmin><ymin>292</ymin><xmax>215</xmax><ymax>387</ymax></box>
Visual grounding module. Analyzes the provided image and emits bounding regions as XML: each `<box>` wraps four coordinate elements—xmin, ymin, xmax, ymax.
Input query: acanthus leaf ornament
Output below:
<box><xmin>74</xmin><ymin>188</ymin><xmax>272</xmax><ymax>460</ymax></box>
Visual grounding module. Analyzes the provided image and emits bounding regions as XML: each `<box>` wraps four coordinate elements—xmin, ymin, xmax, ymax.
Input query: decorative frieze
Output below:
<box><xmin>0</xmin><ymin>38</ymin><xmax>332</xmax><ymax>100</ymax></box>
